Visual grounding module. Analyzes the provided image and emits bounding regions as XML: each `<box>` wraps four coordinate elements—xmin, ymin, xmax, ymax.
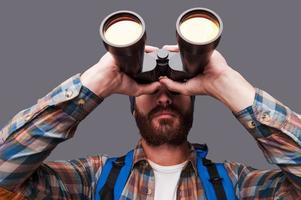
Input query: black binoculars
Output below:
<box><xmin>100</xmin><ymin>7</ymin><xmax>223</xmax><ymax>83</ymax></box>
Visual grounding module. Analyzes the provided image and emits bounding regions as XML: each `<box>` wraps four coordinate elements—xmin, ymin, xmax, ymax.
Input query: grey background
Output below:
<box><xmin>0</xmin><ymin>1</ymin><xmax>300</xmax><ymax>169</ymax></box>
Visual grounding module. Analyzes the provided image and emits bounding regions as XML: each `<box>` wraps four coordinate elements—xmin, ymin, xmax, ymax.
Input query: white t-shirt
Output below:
<box><xmin>148</xmin><ymin>159</ymin><xmax>188</xmax><ymax>200</ymax></box>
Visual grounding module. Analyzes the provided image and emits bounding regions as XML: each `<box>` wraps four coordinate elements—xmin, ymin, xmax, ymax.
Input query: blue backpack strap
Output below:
<box><xmin>113</xmin><ymin>150</ymin><xmax>134</xmax><ymax>198</ymax></box>
<box><xmin>193</xmin><ymin>143</ymin><xmax>236</xmax><ymax>200</ymax></box>
<box><xmin>94</xmin><ymin>150</ymin><xmax>134</xmax><ymax>200</ymax></box>
<box><xmin>214</xmin><ymin>163</ymin><xmax>236</xmax><ymax>199</ymax></box>
<box><xmin>94</xmin><ymin>157</ymin><xmax>117</xmax><ymax>200</ymax></box>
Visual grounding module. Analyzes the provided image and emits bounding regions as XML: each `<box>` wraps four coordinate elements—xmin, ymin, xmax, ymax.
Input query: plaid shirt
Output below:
<box><xmin>0</xmin><ymin>73</ymin><xmax>300</xmax><ymax>200</ymax></box>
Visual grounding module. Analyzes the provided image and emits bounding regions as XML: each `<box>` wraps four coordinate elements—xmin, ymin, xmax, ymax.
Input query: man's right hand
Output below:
<box><xmin>80</xmin><ymin>45</ymin><xmax>161</xmax><ymax>98</ymax></box>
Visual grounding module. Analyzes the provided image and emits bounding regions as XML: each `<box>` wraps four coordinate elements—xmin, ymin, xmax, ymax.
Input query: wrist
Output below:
<box><xmin>208</xmin><ymin>68</ymin><xmax>256</xmax><ymax>113</ymax></box>
<box><xmin>80</xmin><ymin>68</ymin><xmax>115</xmax><ymax>98</ymax></box>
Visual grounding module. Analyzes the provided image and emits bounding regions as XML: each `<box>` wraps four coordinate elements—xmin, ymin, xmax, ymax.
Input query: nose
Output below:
<box><xmin>156</xmin><ymin>87</ymin><xmax>172</xmax><ymax>107</ymax></box>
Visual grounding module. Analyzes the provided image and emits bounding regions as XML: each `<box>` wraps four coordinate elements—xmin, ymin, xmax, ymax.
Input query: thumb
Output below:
<box><xmin>159</xmin><ymin>77</ymin><xmax>191</xmax><ymax>95</ymax></box>
<box><xmin>162</xmin><ymin>44</ymin><xmax>179</xmax><ymax>52</ymax></box>
<box><xmin>145</xmin><ymin>45</ymin><xmax>159</xmax><ymax>53</ymax></box>
<box><xmin>134</xmin><ymin>82</ymin><xmax>161</xmax><ymax>96</ymax></box>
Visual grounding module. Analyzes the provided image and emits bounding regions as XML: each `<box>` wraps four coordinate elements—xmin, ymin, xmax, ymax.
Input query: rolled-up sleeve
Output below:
<box><xmin>228</xmin><ymin>88</ymin><xmax>301</xmax><ymax>198</ymax></box>
<box><xmin>0</xmin><ymin>73</ymin><xmax>104</xmax><ymax>197</ymax></box>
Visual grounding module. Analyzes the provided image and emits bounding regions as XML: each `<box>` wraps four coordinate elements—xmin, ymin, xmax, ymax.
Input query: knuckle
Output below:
<box><xmin>134</xmin><ymin>87</ymin><xmax>142</xmax><ymax>96</ymax></box>
<box><xmin>183</xmin><ymin>90</ymin><xmax>190</xmax><ymax>95</ymax></box>
<box><xmin>186</xmin><ymin>89</ymin><xmax>194</xmax><ymax>96</ymax></box>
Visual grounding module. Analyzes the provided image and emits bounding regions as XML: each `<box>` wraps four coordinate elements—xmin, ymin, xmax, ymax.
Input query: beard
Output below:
<box><xmin>134</xmin><ymin>103</ymin><xmax>193</xmax><ymax>147</ymax></box>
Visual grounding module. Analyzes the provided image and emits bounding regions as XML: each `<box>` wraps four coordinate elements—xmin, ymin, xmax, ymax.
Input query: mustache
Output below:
<box><xmin>148</xmin><ymin>104</ymin><xmax>182</xmax><ymax>120</ymax></box>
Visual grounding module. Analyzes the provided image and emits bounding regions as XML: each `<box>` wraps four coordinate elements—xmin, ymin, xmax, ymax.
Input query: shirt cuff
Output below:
<box><xmin>233</xmin><ymin>88</ymin><xmax>289</xmax><ymax>138</ymax></box>
<box><xmin>55</xmin><ymin>74</ymin><xmax>104</xmax><ymax>121</ymax></box>
<box><xmin>0</xmin><ymin>73</ymin><xmax>104</xmax><ymax>143</ymax></box>
<box><xmin>0</xmin><ymin>73</ymin><xmax>103</xmax><ymax>145</ymax></box>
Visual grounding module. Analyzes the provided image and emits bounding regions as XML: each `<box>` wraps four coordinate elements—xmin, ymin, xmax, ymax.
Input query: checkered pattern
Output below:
<box><xmin>0</xmin><ymin>74</ymin><xmax>300</xmax><ymax>199</ymax></box>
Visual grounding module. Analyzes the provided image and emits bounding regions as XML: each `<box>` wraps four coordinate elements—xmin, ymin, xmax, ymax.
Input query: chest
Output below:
<box><xmin>119</xmin><ymin>165</ymin><xmax>206</xmax><ymax>200</ymax></box>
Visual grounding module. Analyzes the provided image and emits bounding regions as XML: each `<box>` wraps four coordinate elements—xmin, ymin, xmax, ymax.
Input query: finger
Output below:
<box><xmin>135</xmin><ymin>81</ymin><xmax>161</xmax><ymax>96</ymax></box>
<box><xmin>159</xmin><ymin>77</ymin><xmax>191</xmax><ymax>95</ymax></box>
<box><xmin>145</xmin><ymin>45</ymin><xmax>159</xmax><ymax>53</ymax></box>
<box><xmin>162</xmin><ymin>44</ymin><xmax>179</xmax><ymax>52</ymax></box>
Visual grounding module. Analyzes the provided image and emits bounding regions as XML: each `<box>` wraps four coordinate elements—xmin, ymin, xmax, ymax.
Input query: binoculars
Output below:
<box><xmin>100</xmin><ymin>7</ymin><xmax>223</xmax><ymax>83</ymax></box>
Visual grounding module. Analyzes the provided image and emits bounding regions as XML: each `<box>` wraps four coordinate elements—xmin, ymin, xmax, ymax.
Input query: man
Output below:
<box><xmin>0</xmin><ymin>44</ymin><xmax>300</xmax><ymax>199</ymax></box>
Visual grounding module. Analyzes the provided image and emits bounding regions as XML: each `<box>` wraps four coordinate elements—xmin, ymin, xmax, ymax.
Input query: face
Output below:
<box><xmin>134</xmin><ymin>85</ymin><xmax>194</xmax><ymax>147</ymax></box>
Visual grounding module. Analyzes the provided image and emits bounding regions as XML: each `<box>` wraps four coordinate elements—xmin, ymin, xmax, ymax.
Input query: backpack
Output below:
<box><xmin>94</xmin><ymin>143</ymin><xmax>236</xmax><ymax>200</ymax></box>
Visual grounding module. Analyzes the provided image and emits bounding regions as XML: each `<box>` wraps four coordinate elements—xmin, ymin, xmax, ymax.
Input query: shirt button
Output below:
<box><xmin>142</xmin><ymin>188</ymin><xmax>152</xmax><ymax>195</ymax></box>
<box><xmin>65</xmin><ymin>89</ymin><xmax>73</xmax><ymax>98</ymax></box>
<box><xmin>142</xmin><ymin>161</ymin><xmax>149</xmax><ymax>168</ymax></box>
<box><xmin>77</xmin><ymin>99</ymin><xmax>85</xmax><ymax>106</ymax></box>
<box><xmin>25</xmin><ymin>114</ymin><xmax>31</xmax><ymax>121</ymax></box>
<box><xmin>247</xmin><ymin>120</ymin><xmax>256</xmax><ymax>129</ymax></box>
<box><xmin>261</xmin><ymin>112</ymin><xmax>271</xmax><ymax>122</ymax></box>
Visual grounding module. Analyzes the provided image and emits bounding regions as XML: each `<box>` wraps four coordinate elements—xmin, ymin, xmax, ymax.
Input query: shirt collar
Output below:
<box><xmin>132</xmin><ymin>139</ymin><xmax>201</xmax><ymax>175</ymax></box>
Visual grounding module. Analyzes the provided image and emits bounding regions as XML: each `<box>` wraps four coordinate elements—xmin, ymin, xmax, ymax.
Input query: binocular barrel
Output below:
<box><xmin>176</xmin><ymin>8</ymin><xmax>223</xmax><ymax>76</ymax></box>
<box><xmin>100</xmin><ymin>10</ymin><xmax>146</xmax><ymax>77</ymax></box>
<box><xmin>100</xmin><ymin>8</ymin><xmax>223</xmax><ymax>82</ymax></box>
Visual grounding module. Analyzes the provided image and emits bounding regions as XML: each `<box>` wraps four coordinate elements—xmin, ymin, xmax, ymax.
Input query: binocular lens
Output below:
<box><xmin>104</xmin><ymin>19</ymin><xmax>143</xmax><ymax>46</ymax></box>
<box><xmin>179</xmin><ymin>17</ymin><xmax>219</xmax><ymax>44</ymax></box>
<box><xmin>176</xmin><ymin>8</ymin><xmax>223</xmax><ymax>75</ymax></box>
<box><xmin>100</xmin><ymin>11</ymin><xmax>146</xmax><ymax>77</ymax></box>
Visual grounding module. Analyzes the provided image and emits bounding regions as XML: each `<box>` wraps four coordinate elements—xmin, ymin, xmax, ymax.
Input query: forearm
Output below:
<box><xmin>80</xmin><ymin>64</ymin><xmax>118</xmax><ymax>98</ymax></box>
<box><xmin>0</xmin><ymin>73</ymin><xmax>103</xmax><ymax>190</ymax></box>
<box><xmin>210</xmin><ymin>67</ymin><xmax>301</xmax><ymax>192</ymax></box>
<box><xmin>208</xmin><ymin>68</ymin><xmax>256</xmax><ymax>113</ymax></box>
<box><xmin>234</xmin><ymin>88</ymin><xmax>301</xmax><ymax>192</ymax></box>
